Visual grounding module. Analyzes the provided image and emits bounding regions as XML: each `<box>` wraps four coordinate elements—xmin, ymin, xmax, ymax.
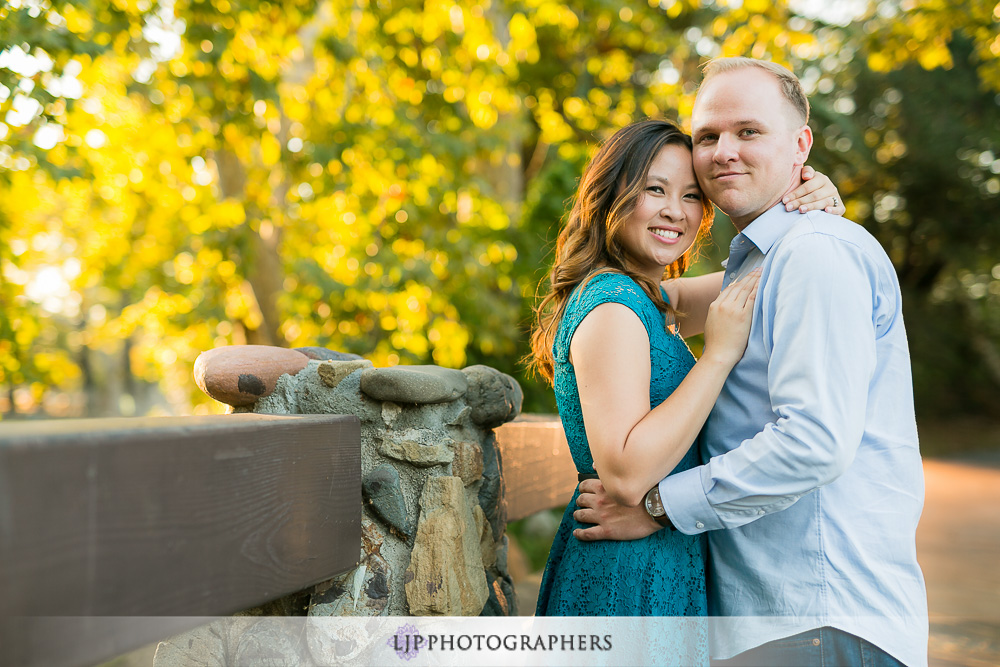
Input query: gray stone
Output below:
<box><xmin>478</xmin><ymin>433</ymin><xmax>507</xmax><ymax>542</ymax></box>
<box><xmin>317</xmin><ymin>359</ymin><xmax>373</xmax><ymax>388</ymax></box>
<box><xmin>480</xmin><ymin>572</ymin><xmax>510</xmax><ymax>617</ymax></box>
<box><xmin>295</xmin><ymin>346</ymin><xmax>363</xmax><ymax>361</ymax></box>
<box><xmin>404</xmin><ymin>476</ymin><xmax>489</xmax><ymax>615</ymax></box>
<box><xmin>310</xmin><ymin>519</ymin><xmax>392</xmax><ymax>617</ymax></box>
<box><xmin>377</xmin><ymin>428</ymin><xmax>454</xmax><ymax>467</ymax></box>
<box><xmin>293</xmin><ymin>361</ymin><xmax>381</xmax><ymax>425</ymax></box>
<box><xmin>252</xmin><ymin>371</ymin><xmax>300</xmax><ymax>414</ymax></box>
<box><xmin>360</xmin><ymin>365</ymin><xmax>468</xmax><ymax>404</ymax></box>
<box><xmin>461</xmin><ymin>365</ymin><xmax>523</xmax><ymax>427</ymax></box>
<box><xmin>498</xmin><ymin>573</ymin><xmax>516</xmax><ymax>615</ymax></box>
<box><xmin>362</xmin><ymin>464</ymin><xmax>410</xmax><ymax>538</ymax></box>
<box><xmin>495</xmin><ymin>534</ymin><xmax>510</xmax><ymax>575</ymax></box>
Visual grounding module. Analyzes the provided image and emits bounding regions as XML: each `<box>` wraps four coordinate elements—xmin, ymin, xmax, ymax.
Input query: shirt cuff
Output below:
<box><xmin>658</xmin><ymin>466</ymin><xmax>723</xmax><ymax>535</ymax></box>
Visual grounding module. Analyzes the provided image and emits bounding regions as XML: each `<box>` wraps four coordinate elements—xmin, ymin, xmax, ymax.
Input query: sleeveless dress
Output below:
<box><xmin>534</xmin><ymin>272</ymin><xmax>708</xmax><ymax>661</ymax></box>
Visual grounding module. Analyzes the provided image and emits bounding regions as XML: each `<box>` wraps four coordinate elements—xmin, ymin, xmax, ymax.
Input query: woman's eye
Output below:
<box><xmin>684</xmin><ymin>193</ymin><xmax>702</xmax><ymax>201</ymax></box>
<box><xmin>646</xmin><ymin>185</ymin><xmax>664</xmax><ymax>194</ymax></box>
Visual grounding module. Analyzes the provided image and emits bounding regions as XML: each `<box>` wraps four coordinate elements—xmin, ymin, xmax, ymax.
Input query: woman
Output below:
<box><xmin>527</xmin><ymin>120</ymin><xmax>841</xmax><ymax>652</ymax></box>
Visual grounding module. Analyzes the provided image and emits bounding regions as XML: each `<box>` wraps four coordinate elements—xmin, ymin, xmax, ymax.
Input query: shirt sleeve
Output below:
<box><xmin>659</xmin><ymin>231</ymin><xmax>880</xmax><ymax>534</ymax></box>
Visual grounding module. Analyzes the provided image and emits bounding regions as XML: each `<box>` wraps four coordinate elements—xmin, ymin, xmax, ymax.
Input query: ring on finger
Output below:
<box><xmin>832</xmin><ymin>196</ymin><xmax>839</xmax><ymax>208</ymax></box>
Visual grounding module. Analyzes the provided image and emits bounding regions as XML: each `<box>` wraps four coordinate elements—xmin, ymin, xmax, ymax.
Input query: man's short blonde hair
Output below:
<box><xmin>702</xmin><ymin>57</ymin><xmax>810</xmax><ymax>126</ymax></box>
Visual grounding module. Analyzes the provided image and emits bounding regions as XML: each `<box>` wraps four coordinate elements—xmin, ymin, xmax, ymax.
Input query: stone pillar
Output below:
<box><xmin>186</xmin><ymin>346</ymin><xmax>522</xmax><ymax>618</ymax></box>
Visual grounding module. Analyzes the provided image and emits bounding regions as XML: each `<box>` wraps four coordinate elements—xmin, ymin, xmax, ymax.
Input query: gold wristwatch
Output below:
<box><xmin>644</xmin><ymin>486</ymin><xmax>674</xmax><ymax>529</ymax></box>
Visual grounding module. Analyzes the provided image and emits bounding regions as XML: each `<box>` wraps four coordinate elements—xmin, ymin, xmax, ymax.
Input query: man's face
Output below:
<box><xmin>691</xmin><ymin>67</ymin><xmax>812</xmax><ymax>230</ymax></box>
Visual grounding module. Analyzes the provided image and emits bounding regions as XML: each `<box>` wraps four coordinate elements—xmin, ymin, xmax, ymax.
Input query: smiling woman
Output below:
<box><xmin>524</xmin><ymin>121</ymin><xmax>752</xmax><ymax>649</ymax></box>
<box><xmin>616</xmin><ymin>143</ymin><xmax>707</xmax><ymax>283</ymax></box>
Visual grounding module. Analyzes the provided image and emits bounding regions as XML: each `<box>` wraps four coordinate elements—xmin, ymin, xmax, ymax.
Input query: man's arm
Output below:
<box><xmin>660</xmin><ymin>230</ymin><xmax>878</xmax><ymax>534</ymax></box>
<box><xmin>577</xmin><ymin>228</ymin><xmax>880</xmax><ymax>539</ymax></box>
<box><xmin>572</xmin><ymin>478</ymin><xmax>661</xmax><ymax>542</ymax></box>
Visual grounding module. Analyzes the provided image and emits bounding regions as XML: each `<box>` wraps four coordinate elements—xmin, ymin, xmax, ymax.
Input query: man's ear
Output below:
<box><xmin>794</xmin><ymin>124</ymin><xmax>813</xmax><ymax>164</ymax></box>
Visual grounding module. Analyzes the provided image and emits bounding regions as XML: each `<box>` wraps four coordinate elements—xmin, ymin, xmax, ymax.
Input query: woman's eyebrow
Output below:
<box><xmin>646</xmin><ymin>174</ymin><xmax>701</xmax><ymax>191</ymax></box>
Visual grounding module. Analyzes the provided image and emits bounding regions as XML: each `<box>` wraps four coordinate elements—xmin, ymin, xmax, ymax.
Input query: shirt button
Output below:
<box><xmin>757</xmin><ymin>509</ymin><xmax>765</xmax><ymax>516</ymax></box>
<box><xmin>728</xmin><ymin>273</ymin><xmax>735</xmax><ymax>280</ymax></box>
<box><xmin>812</xmin><ymin>638</ymin><xmax>821</xmax><ymax>646</ymax></box>
<box><xmin>695</xmin><ymin>521</ymin><xmax>705</xmax><ymax>529</ymax></box>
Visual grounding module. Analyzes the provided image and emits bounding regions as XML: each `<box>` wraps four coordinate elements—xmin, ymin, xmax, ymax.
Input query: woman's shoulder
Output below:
<box><xmin>570</xmin><ymin>271</ymin><xmax>651</xmax><ymax>310</ymax></box>
<box><xmin>556</xmin><ymin>271</ymin><xmax>659</xmax><ymax>351</ymax></box>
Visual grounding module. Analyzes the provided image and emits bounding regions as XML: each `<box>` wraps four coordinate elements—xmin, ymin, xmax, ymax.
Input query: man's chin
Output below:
<box><xmin>708</xmin><ymin>193</ymin><xmax>751</xmax><ymax>218</ymax></box>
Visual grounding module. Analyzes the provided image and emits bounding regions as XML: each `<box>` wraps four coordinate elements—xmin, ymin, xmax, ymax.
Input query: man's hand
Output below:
<box><xmin>572</xmin><ymin>478</ymin><xmax>663</xmax><ymax>542</ymax></box>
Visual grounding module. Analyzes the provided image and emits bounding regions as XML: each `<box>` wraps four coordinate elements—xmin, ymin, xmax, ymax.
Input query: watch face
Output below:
<box><xmin>645</xmin><ymin>489</ymin><xmax>665</xmax><ymax>517</ymax></box>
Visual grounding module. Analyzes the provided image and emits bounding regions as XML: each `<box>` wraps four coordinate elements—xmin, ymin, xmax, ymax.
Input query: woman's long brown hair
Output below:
<box><xmin>527</xmin><ymin>119</ymin><xmax>714</xmax><ymax>384</ymax></box>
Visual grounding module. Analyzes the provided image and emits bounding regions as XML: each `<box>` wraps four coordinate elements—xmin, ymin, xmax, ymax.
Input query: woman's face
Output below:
<box><xmin>618</xmin><ymin>143</ymin><xmax>704</xmax><ymax>282</ymax></box>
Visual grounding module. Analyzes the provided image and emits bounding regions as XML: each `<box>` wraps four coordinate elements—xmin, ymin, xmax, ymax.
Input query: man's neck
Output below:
<box><xmin>731</xmin><ymin>198</ymin><xmax>780</xmax><ymax>233</ymax></box>
<box><xmin>732</xmin><ymin>169</ymin><xmax>803</xmax><ymax>232</ymax></box>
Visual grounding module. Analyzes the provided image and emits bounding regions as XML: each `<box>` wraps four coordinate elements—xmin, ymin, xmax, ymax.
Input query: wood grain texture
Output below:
<box><xmin>494</xmin><ymin>415</ymin><xmax>577</xmax><ymax>521</ymax></box>
<box><xmin>0</xmin><ymin>413</ymin><xmax>361</xmax><ymax>618</ymax></box>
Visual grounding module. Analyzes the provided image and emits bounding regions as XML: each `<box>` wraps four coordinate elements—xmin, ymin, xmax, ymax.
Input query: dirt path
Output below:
<box><xmin>919</xmin><ymin>455</ymin><xmax>1000</xmax><ymax>667</ymax></box>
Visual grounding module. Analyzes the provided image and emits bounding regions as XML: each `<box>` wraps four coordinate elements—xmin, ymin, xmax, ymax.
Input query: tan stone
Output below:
<box><xmin>316</xmin><ymin>359</ymin><xmax>373</xmax><ymax>388</ymax></box>
<box><xmin>378</xmin><ymin>429</ymin><xmax>454</xmax><ymax>467</ymax></box>
<box><xmin>193</xmin><ymin>345</ymin><xmax>309</xmax><ymax>407</ymax></box>
<box><xmin>452</xmin><ymin>440</ymin><xmax>484</xmax><ymax>485</ymax></box>
<box><xmin>404</xmin><ymin>476</ymin><xmax>488</xmax><ymax>615</ymax></box>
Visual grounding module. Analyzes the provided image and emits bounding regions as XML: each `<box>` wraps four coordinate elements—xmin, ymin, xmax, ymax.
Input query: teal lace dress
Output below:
<box><xmin>534</xmin><ymin>272</ymin><xmax>708</xmax><ymax>660</ymax></box>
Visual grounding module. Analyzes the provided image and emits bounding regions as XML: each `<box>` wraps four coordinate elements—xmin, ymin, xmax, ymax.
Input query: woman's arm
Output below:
<box><xmin>571</xmin><ymin>271</ymin><xmax>759</xmax><ymax>507</ymax></box>
<box><xmin>662</xmin><ymin>271</ymin><xmax>724</xmax><ymax>338</ymax></box>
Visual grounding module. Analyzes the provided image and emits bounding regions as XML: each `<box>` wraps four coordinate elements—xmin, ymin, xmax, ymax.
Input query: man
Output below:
<box><xmin>575</xmin><ymin>58</ymin><xmax>928</xmax><ymax>666</ymax></box>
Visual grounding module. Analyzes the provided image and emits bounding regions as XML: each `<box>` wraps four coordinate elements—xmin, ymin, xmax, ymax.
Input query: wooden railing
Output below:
<box><xmin>0</xmin><ymin>413</ymin><xmax>574</xmax><ymax>667</ymax></box>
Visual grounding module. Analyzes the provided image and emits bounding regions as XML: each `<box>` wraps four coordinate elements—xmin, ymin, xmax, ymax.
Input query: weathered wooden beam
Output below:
<box><xmin>495</xmin><ymin>415</ymin><xmax>577</xmax><ymax>521</ymax></box>
<box><xmin>0</xmin><ymin>413</ymin><xmax>361</xmax><ymax>667</ymax></box>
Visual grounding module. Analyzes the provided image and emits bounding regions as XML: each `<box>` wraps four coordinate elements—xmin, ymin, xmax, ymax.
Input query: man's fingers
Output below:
<box><xmin>578</xmin><ymin>478</ymin><xmax>602</xmax><ymax>494</ymax></box>
<box><xmin>573</xmin><ymin>526</ymin><xmax>605</xmax><ymax>542</ymax></box>
<box><xmin>573</xmin><ymin>508</ymin><xmax>598</xmax><ymax>524</ymax></box>
<box><xmin>575</xmin><ymin>493</ymin><xmax>593</xmax><ymax>509</ymax></box>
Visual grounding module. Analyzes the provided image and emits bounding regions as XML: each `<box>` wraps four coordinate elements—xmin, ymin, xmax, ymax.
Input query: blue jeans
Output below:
<box><xmin>711</xmin><ymin>627</ymin><xmax>908</xmax><ymax>667</ymax></box>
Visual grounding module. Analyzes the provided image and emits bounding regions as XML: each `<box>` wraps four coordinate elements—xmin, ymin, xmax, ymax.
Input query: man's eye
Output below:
<box><xmin>697</xmin><ymin>135</ymin><xmax>717</xmax><ymax>144</ymax></box>
<box><xmin>740</xmin><ymin>129</ymin><xmax>759</xmax><ymax>137</ymax></box>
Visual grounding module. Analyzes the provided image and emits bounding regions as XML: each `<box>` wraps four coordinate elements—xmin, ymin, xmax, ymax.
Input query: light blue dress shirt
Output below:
<box><xmin>659</xmin><ymin>204</ymin><xmax>928</xmax><ymax>666</ymax></box>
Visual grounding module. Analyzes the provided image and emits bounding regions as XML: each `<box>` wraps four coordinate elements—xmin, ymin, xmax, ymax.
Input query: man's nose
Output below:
<box><xmin>714</xmin><ymin>134</ymin><xmax>738</xmax><ymax>163</ymax></box>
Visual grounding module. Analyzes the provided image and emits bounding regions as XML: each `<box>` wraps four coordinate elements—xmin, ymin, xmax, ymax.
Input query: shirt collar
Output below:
<box><xmin>738</xmin><ymin>202</ymin><xmax>798</xmax><ymax>255</ymax></box>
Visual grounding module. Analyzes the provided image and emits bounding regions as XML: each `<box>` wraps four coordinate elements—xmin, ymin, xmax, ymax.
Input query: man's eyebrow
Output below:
<box><xmin>694</xmin><ymin>119</ymin><xmax>765</xmax><ymax>134</ymax></box>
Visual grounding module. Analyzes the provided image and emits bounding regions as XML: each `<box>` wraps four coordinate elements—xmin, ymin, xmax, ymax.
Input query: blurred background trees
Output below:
<box><xmin>1</xmin><ymin>0</ymin><xmax>998</xmax><ymax>427</ymax></box>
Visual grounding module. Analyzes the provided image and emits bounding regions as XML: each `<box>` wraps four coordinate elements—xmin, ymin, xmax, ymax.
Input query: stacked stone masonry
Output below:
<box><xmin>157</xmin><ymin>345</ymin><xmax>524</xmax><ymax>666</ymax></box>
